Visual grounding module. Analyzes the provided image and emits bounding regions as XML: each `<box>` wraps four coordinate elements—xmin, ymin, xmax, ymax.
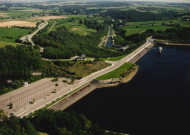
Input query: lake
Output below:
<box><xmin>66</xmin><ymin>45</ymin><xmax>190</xmax><ymax>134</ymax></box>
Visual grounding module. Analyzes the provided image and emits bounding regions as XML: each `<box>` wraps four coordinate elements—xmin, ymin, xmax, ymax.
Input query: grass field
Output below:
<box><xmin>123</xmin><ymin>21</ymin><xmax>174</xmax><ymax>36</ymax></box>
<box><xmin>96</xmin><ymin>63</ymin><xmax>133</xmax><ymax>80</ymax></box>
<box><xmin>0</xmin><ymin>27</ymin><xmax>31</xmax><ymax>47</ymax></box>
<box><xmin>0</xmin><ymin>11</ymin><xmax>34</xmax><ymax>19</ymax></box>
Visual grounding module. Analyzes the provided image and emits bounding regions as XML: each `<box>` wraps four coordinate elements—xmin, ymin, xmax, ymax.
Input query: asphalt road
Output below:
<box><xmin>20</xmin><ymin>21</ymin><xmax>48</xmax><ymax>46</ymax></box>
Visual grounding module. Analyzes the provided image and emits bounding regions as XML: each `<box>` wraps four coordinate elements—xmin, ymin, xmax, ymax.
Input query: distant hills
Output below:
<box><xmin>0</xmin><ymin>0</ymin><xmax>190</xmax><ymax>4</ymax></box>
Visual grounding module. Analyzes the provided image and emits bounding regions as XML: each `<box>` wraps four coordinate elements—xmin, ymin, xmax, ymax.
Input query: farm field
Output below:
<box><xmin>35</xmin><ymin>16</ymin><xmax>68</xmax><ymax>21</ymax></box>
<box><xmin>0</xmin><ymin>13</ymin><xmax>9</xmax><ymax>17</ymax></box>
<box><xmin>0</xmin><ymin>11</ymin><xmax>35</xmax><ymax>19</ymax></box>
<box><xmin>0</xmin><ymin>21</ymin><xmax>37</xmax><ymax>27</ymax></box>
<box><xmin>0</xmin><ymin>27</ymin><xmax>31</xmax><ymax>47</ymax></box>
<box><xmin>122</xmin><ymin>19</ymin><xmax>190</xmax><ymax>36</ymax></box>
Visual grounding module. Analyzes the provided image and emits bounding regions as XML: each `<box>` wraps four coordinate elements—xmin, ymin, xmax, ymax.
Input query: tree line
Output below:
<box><xmin>153</xmin><ymin>27</ymin><xmax>190</xmax><ymax>43</ymax></box>
<box><xmin>102</xmin><ymin>10</ymin><xmax>178</xmax><ymax>22</ymax></box>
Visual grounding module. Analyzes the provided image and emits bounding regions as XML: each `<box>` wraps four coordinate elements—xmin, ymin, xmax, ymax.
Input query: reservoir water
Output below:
<box><xmin>66</xmin><ymin>46</ymin><xmax>190</xmax><ymax>134</ymax></box>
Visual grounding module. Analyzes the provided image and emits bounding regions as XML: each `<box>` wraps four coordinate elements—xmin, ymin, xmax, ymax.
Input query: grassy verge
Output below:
<box><xmin>0</xmin><ymin>41</ymin><xmax>20</xmax><ymax>48</ymax></box>
<box><xmin>108</xmin><ymin>55</ymin><xmax>127</xmax><ymax>61</ymax></box>
<box><xmin>39</xmin><ymin>132</ymin><xmax>48</xmax><ymax>135</ymax></box>
<box><xmin>96</xmin><ymin>63</ymin><xmax>133</xmax><ymax>80</ymax></box>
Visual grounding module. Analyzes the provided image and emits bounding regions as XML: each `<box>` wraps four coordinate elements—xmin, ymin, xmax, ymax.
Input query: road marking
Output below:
<box><xmin>79</xmin><ymin>80</ymin><xmax>86</xmax><ymax>84</ymax></box>
<box><xmin>16</xmin><ymin>109</ymin><xmax>29</xmax><ymax>116</ymax></box>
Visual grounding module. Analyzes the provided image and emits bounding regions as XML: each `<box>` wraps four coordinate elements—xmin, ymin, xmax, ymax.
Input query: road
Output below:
<box><xmin>0</xmin><ymin>38</ymin><xmax>152</xmax><ymax>118</ymax></box>
<box><xmin>20</xmin><ymin>21</ymin><xmax>48</xmax><ymax>46</ymax></box>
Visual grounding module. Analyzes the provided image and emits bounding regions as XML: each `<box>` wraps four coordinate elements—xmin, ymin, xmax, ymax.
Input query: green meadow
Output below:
<box><xmin>0</xmin><ymin>27</ymin><xmax>31</xmax><ymax>47</ymax></box>
<box><xmin>96</xmin><ymin>63</ymin><xmax>133</xmax><ymax>80</ymax></box>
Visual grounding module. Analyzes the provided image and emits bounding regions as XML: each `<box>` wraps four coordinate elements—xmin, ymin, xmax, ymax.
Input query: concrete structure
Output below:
<box><xmin>23</xmin><ymin>82</ymin><xmax>29</xmax><ymax>87</ymax></box>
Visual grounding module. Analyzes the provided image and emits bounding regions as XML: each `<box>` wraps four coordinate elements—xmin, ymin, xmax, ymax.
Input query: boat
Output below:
<box><xmin>159</xmin><ymin>46</ymin><xmax>163</xmax><ymax>53</ymax></box>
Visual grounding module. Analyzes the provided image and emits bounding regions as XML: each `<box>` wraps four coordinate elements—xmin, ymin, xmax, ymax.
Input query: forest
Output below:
<box><xmin>153</xmin><ymin>27</ymin><xmax>190</xmax><ymax>43</ymax></box>
<box><xmin>0</xmin><ymin>45</ymin><xmax>43</xmax><ymax>93</ymax></box>
<box><xmin>102</xmin><ymin>10</ymin><xmax>178</xmax><ymax>22</ymax></box>
<box><xmin>0</xmin><ymin>109</ymin><xmax>120</xmax><ymax>135</ymax></box>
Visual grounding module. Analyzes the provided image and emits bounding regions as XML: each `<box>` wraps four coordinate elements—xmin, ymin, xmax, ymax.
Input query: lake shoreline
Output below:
<box><xmin>155</xmin><ymin>39</ymin><xmax>190</xmax><ymax>46</ymax></box>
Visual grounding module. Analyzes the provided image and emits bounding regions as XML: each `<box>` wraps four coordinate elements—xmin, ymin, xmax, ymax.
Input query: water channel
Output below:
<box><xmin>66</xmin><ymin>45</ymin><xmax>190</xmax><ymax>134</ymax></box>
<box><xmin>105</xmin><ymin>27</ymin><xmax>113</xmax><ymax>47</ymax></box>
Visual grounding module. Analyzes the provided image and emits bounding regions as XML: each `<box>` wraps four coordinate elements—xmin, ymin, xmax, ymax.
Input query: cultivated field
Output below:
<box><xmin>37</xmin><ymin>16</ymin><xmax>68</xmax><ymax>21</ymax></box>
<box><xmin>0</xmin><ymin>21</ymin><xmax>37</xmax><ymax>27</ymax></box>
<box><xmin>122</xmin><ymin>19</ymin><xmax>190</xmax><ymax>36</ymax></box>
<box><xmin>0</xmin><ymin>13</ymin><xmax>9</xmax><ymax>17</ymax></box>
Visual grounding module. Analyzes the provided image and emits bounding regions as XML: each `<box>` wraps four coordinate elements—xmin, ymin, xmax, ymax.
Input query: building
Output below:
<box><xmin>23</xmin><ymin>82</ymin><xmax>29</xmax><ymax>87</ymax></box>
<box><xmin>77</xmin><ymin>54</ymin><xmax>87</xmax><ymax>60</ymax></box>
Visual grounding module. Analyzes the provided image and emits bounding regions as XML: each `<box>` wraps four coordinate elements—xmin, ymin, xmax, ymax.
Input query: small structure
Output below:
<box><xmin>77</xmin><ymin>54</ymin><xmax>87</xmax><ymax>60</ymax></box>
<box><xmin>23</xmin><ymin>82</ymin><xmax>29</xmax><ymax>87</ymax></box>
<box><xmin>7</xmin><ymin>79</ymin><xmax>13</xmax><ymax>84</ymax></box>
<box><xmin>40</xmin><ymin>47</ymin><xmax>44</xmax><ymax>53</ymax></box>
<box><xmin>119</xmin><ymin>46</ymin><xmax>130</xmax><ymax>51</ymax></box>
<box><xmin>32</xmin><ymin>72</ymin><xmax>42</xmax><ymax>76</ymax></box>
<box><xmin>159</xmin><ymin>46</ymin><xmax>163</xmax><ymax>53</ymax></box>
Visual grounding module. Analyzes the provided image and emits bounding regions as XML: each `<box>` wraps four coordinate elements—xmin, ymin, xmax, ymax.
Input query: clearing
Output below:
<box><xmin>0</xmin><ymin>21</ymin><xmax>37</xmax><ymax>27</ymax></box>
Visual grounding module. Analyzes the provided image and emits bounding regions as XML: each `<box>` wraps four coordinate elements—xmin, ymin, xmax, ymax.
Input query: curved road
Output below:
<box><xmin>20</xmin><ymin>21</ymin><xmax>48</xmax><ymax>46</ymax></box>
